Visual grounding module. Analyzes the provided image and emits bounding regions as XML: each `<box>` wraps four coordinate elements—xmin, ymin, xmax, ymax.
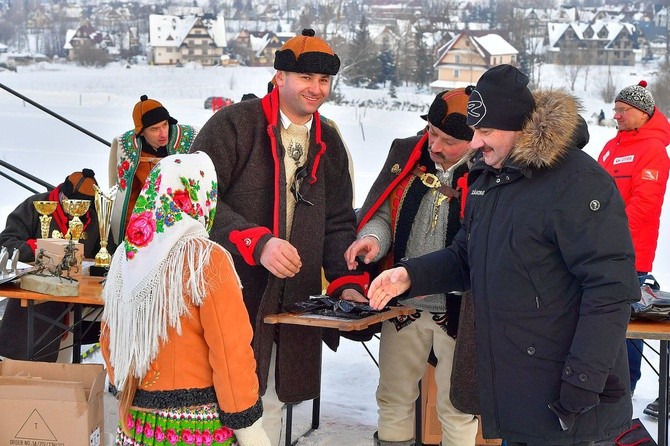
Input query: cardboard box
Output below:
<box><xmin>420</xmin><ymin>365</ymin><xmax>442</xmax><ymax>445</ymax></box>
<box><xmin>36</xmin><ymin>238</ymin><xmax>85</xmax><ymax>279</ymax></box>
<box><xmin>420</xmin><ymin>365</ymin><xmax>501</xmax><ymax>446</ymax></box>
<box><xmin>0</xmin><ymin>358</ymin><xmax>105</xmax><ymax>446</ymax></box>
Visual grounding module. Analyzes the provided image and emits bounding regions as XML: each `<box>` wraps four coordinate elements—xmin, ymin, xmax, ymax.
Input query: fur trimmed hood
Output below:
<box><xmin>512</xmin><ymin>89</ymin><xmax>588</xmax><ymax>169</ymax></box>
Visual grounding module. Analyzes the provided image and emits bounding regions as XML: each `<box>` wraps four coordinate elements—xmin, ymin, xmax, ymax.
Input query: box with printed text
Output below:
<box><xmin>0</xmin><ymin>358</ymin><xmax>105</xmax><ymax>446</ymax></box>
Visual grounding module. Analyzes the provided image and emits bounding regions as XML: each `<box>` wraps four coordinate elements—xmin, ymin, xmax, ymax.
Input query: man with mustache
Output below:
<box><xmin>366</xmin><ymin>64</ymin><xmax>639</xmax><ymax>446</ymax></box>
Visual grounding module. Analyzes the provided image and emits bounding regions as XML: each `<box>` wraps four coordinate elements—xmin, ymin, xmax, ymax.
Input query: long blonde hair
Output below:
<box><xmin>118</xmin><ymin>374</ymin><xmax>139</xmax><ymax>437</ymax></box>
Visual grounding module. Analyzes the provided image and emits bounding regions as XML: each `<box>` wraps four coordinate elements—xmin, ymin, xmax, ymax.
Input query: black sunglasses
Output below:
<box><xmin>290</xmin><ymin>166</ymin><xmax>314</xmax><ymax>206</ymax></box>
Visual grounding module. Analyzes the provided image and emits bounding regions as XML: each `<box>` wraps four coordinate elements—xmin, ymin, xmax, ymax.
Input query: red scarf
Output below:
<box><xmin>49</xmin><ymin>187</ymin><xmax>92</xmax><ymax>235</ymax></box>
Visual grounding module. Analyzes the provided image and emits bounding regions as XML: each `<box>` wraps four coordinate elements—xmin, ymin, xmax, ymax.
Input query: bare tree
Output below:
<box><xmin>75</xmin><ymin>41</ymin><xmax>111</xmax><ymax>67</ymax></box>
<box><xmin>600</xmin><ymin>66</ymin><xmax>617</xmax><ymax>103</ymax></box>
<box><xmin>652</xmin><ymin>61</ymin><xmax>670</xmax><ymax>114</ymax></box>
<box><xmin>557</xmin><ymin>49</ymin><xmax>587</xmax><ymax>91</ymax></box>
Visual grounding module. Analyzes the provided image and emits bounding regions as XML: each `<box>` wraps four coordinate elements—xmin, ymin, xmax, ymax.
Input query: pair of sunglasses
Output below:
<box><xmin>290</xmin><ymin>166</ymin><xmax>313</xmax><ymax>206</ymax></box>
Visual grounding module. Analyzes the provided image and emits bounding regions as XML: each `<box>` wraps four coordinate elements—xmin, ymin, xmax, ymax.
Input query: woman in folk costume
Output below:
<box><xmin>101</xmin><ymin>151</ymin><xmax>270</xmax><ymax>445</ymax></box>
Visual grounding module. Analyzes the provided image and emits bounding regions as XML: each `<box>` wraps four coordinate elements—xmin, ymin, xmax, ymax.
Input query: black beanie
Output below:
<box><xmin>467</xmin><ymin>64</ymin><xmax>535</xmax><ymax>131</ymax></box>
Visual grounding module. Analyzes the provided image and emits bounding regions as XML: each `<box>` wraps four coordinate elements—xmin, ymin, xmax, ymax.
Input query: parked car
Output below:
<box><xmin>204</xmin><ymin>96</ymin><xmax>234</xmax><ymax>111</ymax></box>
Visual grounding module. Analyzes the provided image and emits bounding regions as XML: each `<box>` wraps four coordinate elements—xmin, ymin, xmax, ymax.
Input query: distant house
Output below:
<box><xmin>368</xmin><ymin>24</ymin><xmax>400</xmax><ymax>52</ymax></box>
<box><xmin>249</xmin><ymin>31</ymin><xmax>291</xmax><ymax>67</ymax></box>
<box><xmin>516</xmin><ymin>6</ymin><xmax>577</xmax><ymax>38</ymax></box>
<box><xmin>4</xmin><ymin>52</ymin><xmax>49</xmax><ymax>66</ymax></box>
<box><xmin>547</xmin><ymin>21</ymin><xmax>636</xmax><ymax>66</ymax></box>
<box><xmin>229</xmin><ymin>29</ymin><xmax>291</xmax><ymax>67</ymax></box>
<box><xmin>431</xmin><ymin>31</ymin><xmax>518</xmax><ymax>91</ymax></box>
<box><xmin>655</xmin><ymin>6</ymin><xmax>668</xmax><ymax>29</ymax></box>
<box><xmin>149</xmin><ymin>14</ymin><xmax>226</xmax><ymax>66</ymax></box>
<box><xmin>64</xmin><ymin>22</ymin><xmax>118</xmax><ymax>61</ymax></box>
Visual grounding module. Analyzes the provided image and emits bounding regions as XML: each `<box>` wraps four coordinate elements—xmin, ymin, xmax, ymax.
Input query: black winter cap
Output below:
<box><xmin>467</xmin><ymin>64</ymin><xmax>535</xmax><ymax>131</ymax></box>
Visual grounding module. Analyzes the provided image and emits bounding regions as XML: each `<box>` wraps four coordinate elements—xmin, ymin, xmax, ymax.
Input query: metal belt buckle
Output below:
<box><xmin>418</xmin><ymin>172</ymin><xmax>440</xmax><ymax>188</ymax></box>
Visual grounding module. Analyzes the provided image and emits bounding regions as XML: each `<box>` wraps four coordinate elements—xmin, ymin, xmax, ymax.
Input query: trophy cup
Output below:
<box><xmin>90</xmin><ymin>184</ymin><xmax>118</xmax><ymax>277</ymax></box>
<box><xmin>33</xmin><ymin>200</ymin><xmax>58</xmax><ymax>239</ymax></box>
<box><xmin>61</xmin><ymin>199</ymin><xmax>91</xmax><ymax>243</ymax></box>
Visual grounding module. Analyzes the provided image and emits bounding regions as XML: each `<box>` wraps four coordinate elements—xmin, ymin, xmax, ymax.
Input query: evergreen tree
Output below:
<box><xmin>298</xmin><ymin>8</ymin><xmax>313</xmax><ymax>31</ymax></box>
<box><xmin>346</xmin><ymin>14</ymin><xmax>375</xmax><ymax>87</ymax></box>
<box><xmin>414</xmin><ymin>30</ymin><xmax>432</xmax><ymax>90</ymax></box>
<box><xmin>378</xmin><ymin>49</ymin><xmax>397</xmax><ymax>87</ymax></box>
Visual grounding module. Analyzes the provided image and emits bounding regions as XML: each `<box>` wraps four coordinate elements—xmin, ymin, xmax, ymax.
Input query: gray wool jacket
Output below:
<box><xmin>190</xmin><ymin>88</ymin><xmax>367</xmax><ymax>403</ymax></box>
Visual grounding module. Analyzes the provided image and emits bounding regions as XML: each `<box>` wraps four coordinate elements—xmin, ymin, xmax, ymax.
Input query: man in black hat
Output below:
<box><xmin>0</xmin><ymin>168</ymin><xmax>101</xmax><ymax>262</ymax></box>
<box><xmin>366</xmin><ymin>64</ymin><xmax>639</xmax><ymax>446</ymax></box>
<box><xmin>344</xmin><ymin>88</ymin><xmax>477</xmax><ymax>446</ymax></box>
<box><xmin>0</xmin><ymin>168</ymin><xmax>104</xmax><ymax>362</ymax></box>
<box><xmin>190</xmin><ymin>29</ymin><xmax>368</xmax><ymax>445</ymax></box>
<box><xmin>108</xmin><ymin>95</ymin><xmax>198</xmax><ymax>245</ymax></box>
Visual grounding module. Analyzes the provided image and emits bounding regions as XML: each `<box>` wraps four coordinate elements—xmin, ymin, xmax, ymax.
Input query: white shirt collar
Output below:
<box><xmin>279</xmin><ymin>109</ymin><xmax>312</xmax><ymax>137</ymax></box>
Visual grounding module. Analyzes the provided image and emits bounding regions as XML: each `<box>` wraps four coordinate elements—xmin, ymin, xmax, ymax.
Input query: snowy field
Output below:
<box><xmin>0</xmin><ymin>60</ymin><xmax>669</xmax><ymax>444</ymax></box>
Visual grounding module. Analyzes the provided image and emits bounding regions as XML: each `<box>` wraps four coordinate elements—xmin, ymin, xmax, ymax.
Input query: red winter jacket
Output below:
<box><xmin>598</xmin><ymin>107</ymin><xmax>670</xmax><ymax>272</ymax></box>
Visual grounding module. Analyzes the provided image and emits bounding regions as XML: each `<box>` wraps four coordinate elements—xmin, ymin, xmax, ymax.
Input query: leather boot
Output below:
<box><xmin>373</xmin><ymin>431</ymin><xmax>415</xmax><ymax>446</ymax></box>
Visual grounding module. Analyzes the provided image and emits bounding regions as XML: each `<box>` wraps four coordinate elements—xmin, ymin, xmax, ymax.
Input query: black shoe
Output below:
<box><xmin>644</xmin><ymin>398</ymin><xmax>659</xmax><ymax>418</ymax></box>
<box><xmin>643</xmin><ymin>397</ymin><xmax>670</xmax><ymax>418</ymax></box>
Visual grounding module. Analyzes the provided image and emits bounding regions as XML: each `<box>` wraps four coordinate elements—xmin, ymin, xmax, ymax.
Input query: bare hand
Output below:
<box><xmin>344</xmin><ymin>236</ymin><xmax>381</xmax><ymax>270</ymax></box>
<box><xmin>368</xmin><ymin>267</ymin><xmax>411</xmax><ymax>310</ymax></box>
<box><xmin>340</xmin><ymin>288</ymin><xmax>369</xmax><ymax>303</ymax></box>
<box><xmin>260</xmin><ymin>237</ymin><xmax>302</xmax><ymax>278</ymax></box>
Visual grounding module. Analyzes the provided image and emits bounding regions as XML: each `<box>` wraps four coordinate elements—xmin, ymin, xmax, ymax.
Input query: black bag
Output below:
<box><xmin>631</xmin><ymin>284</ymin><xmax>670</xmax><ymax>322</ymax></box>
<box><xmin>613</xmin><ymin>418</ymin><xmax>656</xmax><ymax>445</ymax></box>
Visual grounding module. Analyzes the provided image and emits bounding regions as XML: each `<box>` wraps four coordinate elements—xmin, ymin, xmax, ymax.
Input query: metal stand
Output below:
<box><xmin>284</xmin><ymin>398</ymin><xmax>320</xmax><ymax>445</ymax></box>
<box><xmin>660</xmin><ymin>340</ymin><xmax>669</xmax><ymax>446</ymax></box>
<box><xmin>26</xmin><ymin>302</ymin><xmax>103</xmax><ymax>363</ymax></box>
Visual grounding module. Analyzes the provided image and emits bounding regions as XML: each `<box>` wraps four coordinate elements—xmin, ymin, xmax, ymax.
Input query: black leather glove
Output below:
<box><xmin>600</xmin><ymin>374</ymin><xmax>626</xmax><ymax>403</ymax></box>
<box><xmin>549</xmin><ymin>381</ymin><xmax>599</xmax><ymax>431</ymax></box>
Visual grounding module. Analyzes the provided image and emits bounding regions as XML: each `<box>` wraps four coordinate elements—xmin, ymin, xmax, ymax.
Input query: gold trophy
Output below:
<box><xmin>91</xmin><ymin>184</ymin><xmax>117</xmax><ymax>276</ymax></box>
<box><xmin>61</xmin><ymin>199</ymin><xmax>91</xmax><ymax>243</ymax></box>
<box><xmin>33</xmin><ymin>200</ymin><xmax>58</xmax><ymax>239</ymax></box>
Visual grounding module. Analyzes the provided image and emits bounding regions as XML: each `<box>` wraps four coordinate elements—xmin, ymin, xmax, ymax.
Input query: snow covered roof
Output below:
<box><xmin>63</xmin><ymin>29</ymin><xmax>76</xmax><ymax>50</ymax></box>
<box><xmin>209</xmin><ymin>14</ymin><xmax>227</xmax><ymax>48</ymax></box>
<box><xmin>472</xmin><ymin>34</ymin><xmax>518</xmax><ymax>56</ymax></box>
<box><xmin>149</xmin><ymin>14</ymin><xmax>197</xmax><ymax>48</ymax></box>
<box><xmin>547</xmin><ymin>21</ymin><xmax>635</xmax><ymax>49</ymax></box>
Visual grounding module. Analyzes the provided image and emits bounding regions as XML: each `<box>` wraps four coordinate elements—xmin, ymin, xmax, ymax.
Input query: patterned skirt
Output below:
<box><xmin>115</xmin><ymin>404</ymin><xmax>237</xmax><ymax>445</ymax></box>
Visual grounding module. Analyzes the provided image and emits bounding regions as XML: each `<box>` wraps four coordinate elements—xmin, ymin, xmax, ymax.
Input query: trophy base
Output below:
<box><xmin>90</xmin><ymin>265</ymin><xmax>110</xmax><ymax>277</ymax></box>
<box><xmin>20</xmin><ymin>274</ymin><xmax>79</xmax><ymax>296</ymax></box>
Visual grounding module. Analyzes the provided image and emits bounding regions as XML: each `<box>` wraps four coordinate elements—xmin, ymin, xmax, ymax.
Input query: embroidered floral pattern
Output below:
<box><xmin>117</xmin><ymin>405</ymin><xmax>236</xmax><ymax>446</ymax></box>
<box><xmin>124</xmin><ymin>159</ymin><xmax>217</xmax><ymax>260</ymax></box>
<box><xmin>390</xmin><ymin>309</ymin><xmax>422</xmax><ymax>331</ymax></box>
<box><xmin>141</xmin><ymin>362</ymin><xmax>161</xmax><ymax>388</ymax></box>
<box><xmin>115</xmin><ymin>125</ymin><xmax>196</xmax><ymax>193</ymax></box>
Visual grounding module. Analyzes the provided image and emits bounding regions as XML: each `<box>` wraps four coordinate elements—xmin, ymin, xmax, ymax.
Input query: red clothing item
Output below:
<box><xmin>598</xmin><ymin>106</ymin><xmax>670</xmax><ymax>272</ymax></box>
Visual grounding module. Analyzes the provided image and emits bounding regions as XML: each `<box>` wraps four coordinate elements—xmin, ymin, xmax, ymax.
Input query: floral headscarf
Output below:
<box><xmin>103</xmin><ymin>151</ymin><xmax>219</xmax><ymax>392</ymax></box>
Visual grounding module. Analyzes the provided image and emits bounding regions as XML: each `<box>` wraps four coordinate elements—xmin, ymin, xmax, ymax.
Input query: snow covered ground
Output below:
<box><xmin>0</xmin><ymin>60</ymin><xmax>669</xmax><ymax>444</ymax></box>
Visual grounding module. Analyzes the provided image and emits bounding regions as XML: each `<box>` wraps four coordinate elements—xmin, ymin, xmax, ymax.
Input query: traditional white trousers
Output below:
<box><xmin>262</xmin><ymin>344</ymin><xmax>284</xmax><ymax>446</ymax></box>
<box><xmin>376</xmin><ymin>313</ymin><xmax>478</xmax><ymax>445</ymax></box>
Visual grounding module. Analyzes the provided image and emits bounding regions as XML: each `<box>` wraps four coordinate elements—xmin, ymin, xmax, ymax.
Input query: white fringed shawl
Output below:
<box><xmin>101</xmin><ymin>151</ymin><xmax>220</xmax><ymax>392</ymax></box>
<box><xmin>103</xmin><ymin>231</ymin><xmax>215</xmax><ymax>392</ymax></box>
